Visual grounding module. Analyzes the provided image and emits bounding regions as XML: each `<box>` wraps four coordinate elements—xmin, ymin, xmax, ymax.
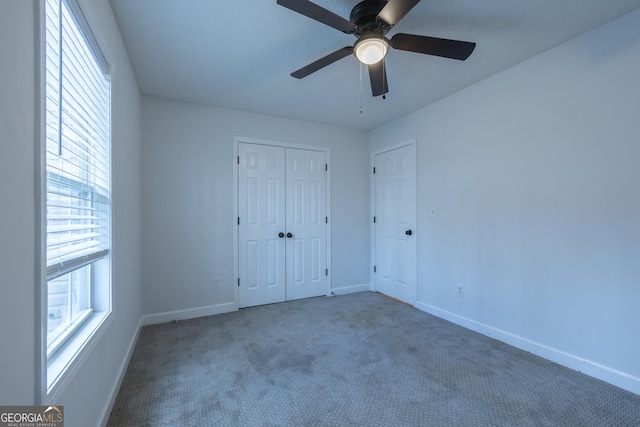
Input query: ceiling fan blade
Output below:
<box><xmin>377</xmin><ymin>0</ymin><xmax>420</xmax><ymax>26</ymax></box>
<box><xmin>391</xmin><ymin>33</ymin><xmax>476</xmax><ymax>60</ymax></box>
<box><xmin>368</xmin><ymin>60</ymin><xmax>389</xmax><ymax>97</ymax></box>
<box><xmin>277</xmin><ymin>0</ymin><xmax>357</xmax><ymax>33</ymax></box>
<box><xmin>291</xmin><ymin>47</ymin><xmax>353</xmax><ymax>79</ymax></box>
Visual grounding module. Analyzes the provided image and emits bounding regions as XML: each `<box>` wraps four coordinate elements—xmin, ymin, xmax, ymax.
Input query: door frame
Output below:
<box><xmin>233</xmin><ymin>137</ymin><xmax>332</xmax><ymax>309</ymax></box>
<box><xmin>370</xmin><ymin>138</ymin><xmax>417</xmax><ymax>305</ymax></box>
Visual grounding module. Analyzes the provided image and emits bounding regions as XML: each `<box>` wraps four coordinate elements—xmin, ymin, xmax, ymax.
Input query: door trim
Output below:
<box><xmin>233</xmin><ymin>137</ymin><xmax>332</xmax><ymax>309</ymax></box>
<box><xmin>370</xmin><ymin>138</ymin><xmax>417</xmax><ymax>305</ymax></box>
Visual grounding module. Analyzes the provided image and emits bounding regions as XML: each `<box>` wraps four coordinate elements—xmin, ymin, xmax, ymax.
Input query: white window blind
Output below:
<box><xmin>45</xmin><ymin>0</ymin><xmax>111</xmax><ymax>281</ymax></box>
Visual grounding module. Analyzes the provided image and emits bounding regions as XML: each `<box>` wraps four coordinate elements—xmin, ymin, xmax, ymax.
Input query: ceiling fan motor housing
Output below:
<box><xmin>350</xmin><ymin>0</ymin><xmax>391</xmax><ymax>35</ymax></box>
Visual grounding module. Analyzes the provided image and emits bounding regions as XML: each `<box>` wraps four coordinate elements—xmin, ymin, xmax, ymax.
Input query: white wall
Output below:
<box><xmin>370</xmin><ymin>9</ymin><xmax>640</xmax><ymax>394</ymax></box>
<box><xmin>141</xmin><ymin>98</ymin><xmax>369</xmax><ymax>318</ymax></box>
<box><xmin>0</xmin><ymin>1</ymin><xmax>142</xmax><ymax>426</ymax></box>
<box><xmin>0</xmin><ymin>0</ymin><xmax>37</xmax><ymax>406</ymax></box>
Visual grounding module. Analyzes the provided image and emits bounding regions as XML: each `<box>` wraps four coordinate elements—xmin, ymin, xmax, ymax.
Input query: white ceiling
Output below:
<box><xmin>108</xmin><ymin>0</ymin><xmax>640</xmax><ymax>131</ymax></box>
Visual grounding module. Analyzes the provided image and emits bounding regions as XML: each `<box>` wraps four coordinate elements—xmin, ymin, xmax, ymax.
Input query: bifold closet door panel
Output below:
<box><xmin>285</xmin><ymin>148</ymin><xmax>327</xmax><ymax>301</ymax></box>
<box><xmin>238</xmin><ymin>143</ymin><xmax>286</xmax><ymax>308</ymax></box>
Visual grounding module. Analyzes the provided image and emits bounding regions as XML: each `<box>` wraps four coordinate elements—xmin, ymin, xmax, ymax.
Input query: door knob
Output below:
<box><xmin>405</xmin><ymin>230</ymin><xmax>413</xmax><ymax>236</ymax></box>
<box><xmin>278</xmin><ymin>232</ymin><xmax>285</xmax><ymax>238</ymax></box>
<box><xmin>286</xmin><ymin>232</ymin><xmax>293</xmax><ymax>238</ymax></box>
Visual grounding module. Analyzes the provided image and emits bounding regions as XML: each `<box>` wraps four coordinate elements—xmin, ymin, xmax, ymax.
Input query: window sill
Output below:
<box><xmin>47</xmin><ymin>309</ymin><xmax>93</xmax><ymax>359</ymax></box>
<box><xmin>46</xmin><ymin>310</ymin><xmax>112</xmax><ymax>402</ymax></box>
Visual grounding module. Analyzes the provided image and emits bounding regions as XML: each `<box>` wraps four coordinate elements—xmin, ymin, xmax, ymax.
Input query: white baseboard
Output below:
<box><xmin>99</xmin><ymin>317</ymin><xmax>142</xmax><ymax>427</ymax></box>
<box><xmin>140</xmin><ymin>301</ymin><xmax>237</xmax><ymax>326</ymax></box>
<box><xmin>330</xmin><ymin>283</ymin><xmax>370</xmax><ymax>296</ymax></box>
<box><xmin>415</xmin><ymin>301</ymin><xmax>640</xmax><ymax>396</ymax></box>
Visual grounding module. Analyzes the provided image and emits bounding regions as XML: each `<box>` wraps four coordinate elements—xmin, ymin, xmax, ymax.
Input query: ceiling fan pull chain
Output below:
<box><xmin>382</xmin><ymin>59</ymin><xmax>387</xmax><ymax>100</ymax></box>
<box><xmin>359</xmin><ymin>61</ymin><xmax>363</xmax><ymax>114</ymax></box>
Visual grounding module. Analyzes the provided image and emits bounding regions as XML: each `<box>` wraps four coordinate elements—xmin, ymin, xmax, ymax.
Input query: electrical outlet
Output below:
<box><xmin>212</xmin><ymin>276</ymin><xmax>220</xmax><ymax>289</ymax></box>
<box><xmin>456</xmin><ymin>285</ymin><xmax>464</xmax><ymax>297</ymax></box>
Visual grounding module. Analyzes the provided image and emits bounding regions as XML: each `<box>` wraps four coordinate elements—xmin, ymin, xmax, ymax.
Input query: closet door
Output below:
<box><xmin>238</xmin><ymin>143</ymin><xmax>328</xmax><ymax>308</ymax></box>
<box><xmin>238</xmin><ymin>143</ymin><xmax>286</xmax><ymax>308</ymax></box>
<box><xmin>285</xmin><ymin>148</ymin><xmax>327</xmax><ymax>301</ymax></box>
<box><xmin>373</xmin><ymin>143</ymin><xmax>416</xmax><ymax>305</ymax></box>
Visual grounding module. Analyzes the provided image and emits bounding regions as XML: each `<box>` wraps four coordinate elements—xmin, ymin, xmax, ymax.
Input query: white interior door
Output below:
<box><xmin>238</xmin><ymin>143</ymin><xmax>327</xmax><ymax>308</ymax></box>
<box><xmin>238</xmin><ymin>143</ymin><xmax>286</xmax><ymax>308</ymax></box>
<box><xmin>285</xmin><ymin>148</ymin><xmax>327</xmax><ymax>301</ymax></box>
<box><xmin>374</xmin><ymin>144</ymin><xmax>417</xmax><ymax>304</ymax></box>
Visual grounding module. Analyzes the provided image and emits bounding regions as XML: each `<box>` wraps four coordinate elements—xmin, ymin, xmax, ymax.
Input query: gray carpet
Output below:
<box><xmin>107</xmin><ymin>292</ymin><xmax>640</xmax><ymax>426</ymax></box>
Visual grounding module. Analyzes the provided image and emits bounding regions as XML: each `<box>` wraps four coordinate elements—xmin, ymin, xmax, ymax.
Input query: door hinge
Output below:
<box><xmin>325</xmin><ymin>163</ymin><xmax>328</xmax><ymax>172</ymax></box>
<box><xmin>326</xmin><ymin>268</ymin><xmax>328</xmax><ymax>276</ymax></box>
<box><xmin>373</xmin><ymin>166</ymin><xmax>376</xmax><ymax>174</ymax></box>
<box><xmin>237</xmin><ymin>155</ymin><xmax>240</xmax><ymax>164</ymax></box>
<box><xmin>237</xmin><ymin>278</ymin><xmax>240</xmax><ymax>287</ymax></box>
<box><xmin>325</xmin><ymin>216</ymin><xmax>328</xmax><ymax>224</ymax></box>
<box><xmin>373</xmin><ymin>216</ymin><xmax>376</xmax><ymax>223</ymax></box>
<box><xmin>373</xmin><ymin>266</ymin><xmax>377</xmax><ymax>273</ymax></box>
<box><xmin>237</xmin><ymin>217</ymin><xmax>240</xmax><ymax>225</ymax></box>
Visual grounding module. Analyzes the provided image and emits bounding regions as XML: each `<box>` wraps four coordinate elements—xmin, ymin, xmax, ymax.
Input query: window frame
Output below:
<box><xmin>36</xmin><ymin>0</ymin><xmax>113</xmax><ymax>404</ymax></box>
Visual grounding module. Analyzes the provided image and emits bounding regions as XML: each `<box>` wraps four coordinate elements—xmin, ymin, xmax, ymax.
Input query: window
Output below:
<box><xmin>42</xmin><ymin>0</ymin><xmax>111</xmax><ymax>393</ymax></box>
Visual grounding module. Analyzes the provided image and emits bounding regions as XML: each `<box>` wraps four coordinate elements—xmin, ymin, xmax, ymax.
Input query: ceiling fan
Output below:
<box><xmin>277</xmin><ymin>0</ymin><xmax>476</xmax><ymax>97</ymax></box>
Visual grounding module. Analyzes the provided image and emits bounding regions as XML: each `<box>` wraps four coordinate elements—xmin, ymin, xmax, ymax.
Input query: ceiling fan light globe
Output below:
<box><xmin>354</xmin><ymin>38</ymin><xmax>389</xmax><ymax>65</ymax></box>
